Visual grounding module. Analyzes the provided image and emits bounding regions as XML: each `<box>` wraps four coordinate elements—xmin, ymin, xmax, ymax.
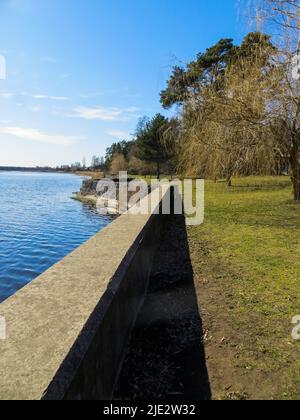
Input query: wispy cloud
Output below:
<box><xmin>107</xmin><ymin>130</ymin><xmax>132</xmax><ymax>139</ymax></box>
<box><xmin>31</xmin><ymin>106</ymin><xmax>42</xmax><ymax>112</ymax></box>
<box><xmin>70</xmin><ymin>106</ymin><xmax>139</xmax><ymax>121</ymax></box>
<box><xmin>79</xmin><ymin>92</ymin><xmax>105</xmax><ymax>99</ymax></box>
<box><xmin>79</xmin><ymin>88</ymin><xmax>142</xmax><ymax>99</ymax></box>
<box><xmin>0</xmin><ymin>93</ymin><xmax>16</xmax><ymax>99</ymax></box>
<box><xmin>0</xmin><ymin>92</ymin><xmax>69</xmax><ymax>101</ymax></box>
<box><xmin>124</xmin><ymin>106</ymin><xmax>140</xmax><ymax>113</ymax></box>
<box><xmin>0</xmin><ymin>127</ymin><xmax>79</xmax><ymax>145</ymax></box>
<box><xmin>32</xmin><ymin>94</ymin><xmax>68</xmax><ymax>101</ymax></box>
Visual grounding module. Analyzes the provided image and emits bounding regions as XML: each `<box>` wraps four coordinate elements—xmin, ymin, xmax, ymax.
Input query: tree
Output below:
<box><xmin>91</xmin><ymin>155</ymin><xmax>98</xmax><ymax>169</ymax></box>
<box><xmin>71</xmin><ymin>162</ymin><xmax>82</xmax><ymax>170</ymax></box>
<box><xmin>160</xmin><ymin>38</ymin><xmax>237</xmax><ymax>109</ymax></box>
<box><xmin>166</xmin><ymin>32</ymin><xmax>278</xmax><ymax>186</ymax></box>
<box><xmin>91</xmin><ymin>155</ymin><xmax>106</xmax><ymax>171</ymax></box>
<box><xmin>243</xmin><ymin>0</ymin><xmax>300</xmax><ymax>200</ymax></box>
<box><xmin>110</xmin><ymin>153</ymin><xmax>127</xmax><ymax>174</ymax></box>
<box><xmin>105</xmin><ymin>140</ymin><xmax>134</xmax><ymax>168</ymax></box>
<box><xmin>127</xmin><ymin>155</ymin><xmax>156</xmax><ymax>176</ymax></box>
<box><xmin>135</xmin><ymin>114</ymin><xmax>172</xmax><ymax>179</ymax></box>
<box><xmin>161</xmin><ymin>116</ymin><xmax>183</xmax><ymax>174</ymax></box>
<box><xmin>208</xmin><ymin>32</ymin><xmax>278</xmax><ymax>185</ymax></box>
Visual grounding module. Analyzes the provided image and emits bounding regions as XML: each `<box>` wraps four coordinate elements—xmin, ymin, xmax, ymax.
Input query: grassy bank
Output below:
<box><xmin>72</xmin><ymin>193</ymin><xmax>98</xmax><ymax>206</ymax></box>
<box><xmin>188</xmin><ymin>176</ymin><xmax>300</xmax><ymax>399</ymax></box>
<box><xmin>74</xmin><ymin>170</ymin><xmax>104</xmax><ymax>180</ymax></box>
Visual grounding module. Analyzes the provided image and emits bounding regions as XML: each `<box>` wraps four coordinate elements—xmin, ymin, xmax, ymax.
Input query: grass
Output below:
<box><xmin>72</xmin><ymin>193</ymin><xmax>97</xmax><ymax>206</ymax></box>
<box><xmin>187</xmin><ymin>176</ymin><xmax>300</xmax><ymax>400</ymax></box>
<box><xmin>74</xmin><ymin>170</ymin><xmax>104</xmax><ymax>180</ymax></box>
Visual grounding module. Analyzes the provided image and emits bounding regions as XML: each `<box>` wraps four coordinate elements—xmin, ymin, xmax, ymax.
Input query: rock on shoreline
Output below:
<box><xmin>73</xmin><ymin>177</ymin><xmax>141</xmax><ymax>208</ymax></box>
<box><xmin>71</xmin><ymin>178</ymin><xmax>99</xmax><ymax>206</ymax></box>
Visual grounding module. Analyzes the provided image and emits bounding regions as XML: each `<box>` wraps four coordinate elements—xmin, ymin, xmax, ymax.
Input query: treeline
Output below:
<box><xmin>105</xmin><ymin>115</ymin><xmax>177</xmax><ymax>178</ymax></box>
<box><xmin>93</xmin><ymin>1</ymin><xmax>300</xmax><ymax>201</ymax></box>
<box><xmin>85</xmin><ymin>115</ymin><xmax>177</xmax><ymax>178</ymax></box>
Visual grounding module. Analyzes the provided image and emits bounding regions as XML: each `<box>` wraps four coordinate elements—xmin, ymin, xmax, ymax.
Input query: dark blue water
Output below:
<box><xmin>0</xmin><ymin>172</ymin><xmax>110</xmax><ymax>303</ymax></box>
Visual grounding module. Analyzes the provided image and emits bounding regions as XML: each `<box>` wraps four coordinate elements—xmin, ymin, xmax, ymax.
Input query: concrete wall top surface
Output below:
<box><xmin>0</xmin><ymin>190</ymin><xmax>164</xmax><ymax>400</ymax></box>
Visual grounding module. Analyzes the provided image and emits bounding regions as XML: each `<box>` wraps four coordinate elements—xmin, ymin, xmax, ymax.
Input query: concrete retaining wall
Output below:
<box><xmin>0</xmin><ymin>190</ymin><xmax>167</xmax><ymax>400</ymax></box>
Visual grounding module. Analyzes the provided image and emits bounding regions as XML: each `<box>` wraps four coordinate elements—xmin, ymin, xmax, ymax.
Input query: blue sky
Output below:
<box><xmin>0</xmin><ymin>0</ymin><xmax>244</xmax><ymax>167</ymax></box>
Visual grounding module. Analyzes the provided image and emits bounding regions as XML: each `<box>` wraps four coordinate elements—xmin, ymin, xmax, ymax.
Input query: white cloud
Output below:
<box><xmin>31</xmin><ymin>106</ymin><xmax>42</xmax><ymax>112</ymax></box>
<box><xmin>107</xmin><ymin>130</ymin><xmax>132</xmax><ymax>139</ymax></box>
<box><xmin>71</xmin><ymin>107</ymin><xmax>122</xmax><ymax>121</ymax></box>
<box><xmin>32</xmin><ymin>94</ymin><xmax>68</xmax><ymax>101</ymax></box>
<box><xmin>79</xmin><ymin>88</ymin><xmax>142</xmax><ymax>99</ymax></box>
<box><xmin>0</xmin><ymin>93</ymin><xmax>16</xmax><ymax>99</ymax></box>
<box><xmin>124</xmin><ymin>107</ymin><xmax>140</xmax><ymax>113</ymax></box>
<box><xmin>0</xmin><ymin>127</ymin><xmax>79</xmax><ymax>145</ymax></box>
<box><xmin>79</xmin><ymin>92</ymin><xmax>105</xmax><ymax>99</ymax></box>
<box><xmin>0</xmin><ymin>92</ymin><xmax>69</xmax><ymax>101</ymax></box>
<box><xmin>70</xmin><ymin>106</ymin><xmax>139</xmax><ymax>121</ymax></box>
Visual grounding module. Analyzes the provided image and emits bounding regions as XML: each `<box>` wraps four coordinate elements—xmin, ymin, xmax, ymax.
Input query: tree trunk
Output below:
<box><xmin>157</xmin><ymin>162</ymin><xmax>160</xmax><ymax>180</ymax></box>
<box><xmin>291</xmin><ymin>160</ymin><xmax>300</xmax><ymax>201</ymax></box>
<box><xmin>226</xmin><ymin>159</ymin><xmax>234</xmax><ymax>187</ymax></box>
<box><xmin>290</xmin><ymin>139</ymin><xmax>300</xmax><ymax>201</ymax></box>
<box><xmin>226</xmin><ymin>175</ymin><xmax>232</xmax><ymax>188</ymax></box>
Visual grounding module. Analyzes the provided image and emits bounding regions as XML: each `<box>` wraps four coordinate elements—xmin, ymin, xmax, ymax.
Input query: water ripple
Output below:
<box><xmin>0</xmin><ymin>172</ymin><xmax>110</xmax><ymax>303</ymax></box>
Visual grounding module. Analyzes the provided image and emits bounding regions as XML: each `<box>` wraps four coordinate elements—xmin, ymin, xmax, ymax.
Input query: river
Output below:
<box><xmin>0</xmin><ymin>171</ymin><xmax>109</xmax><ymax>303</ymax></box>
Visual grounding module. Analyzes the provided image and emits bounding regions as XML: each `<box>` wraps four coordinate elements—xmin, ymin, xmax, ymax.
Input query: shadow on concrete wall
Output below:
<box><xmin>114</xmin><ymin>213</ymin><xmax>211</xmax><ymax>400</ymax></box>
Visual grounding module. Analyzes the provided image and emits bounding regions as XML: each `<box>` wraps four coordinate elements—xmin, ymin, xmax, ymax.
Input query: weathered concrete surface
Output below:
<box><xmin>0</xmin><ymin>191</ymin><xmax>165</xmax><ymax>400</ymax></box>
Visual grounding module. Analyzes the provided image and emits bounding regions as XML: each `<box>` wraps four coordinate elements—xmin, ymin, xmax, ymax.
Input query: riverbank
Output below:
<box><xmin>73</xmin><ymin>175</ymin><xmax>146</xmax><ymax>208</ymax></box>
<box><xmin>72</xmin><ymin>193</ymin><xmax>98</xmax><ymax>206</ymax></box>
<box><xmin>74</xmin><ymin>170</ymin><xmax>104</xmax><ymax>180</ymax></box>
<box><xmin>72</xmin><ymin>176</ymin><xmax>101</xmax><ymax>206</ymax></box>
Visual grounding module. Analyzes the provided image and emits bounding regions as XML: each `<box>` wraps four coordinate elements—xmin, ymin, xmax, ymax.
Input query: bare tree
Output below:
<box><xmin>242</xmin><ymin>0</ymin><xmax>300</xmax><ymax>199</ymax></box>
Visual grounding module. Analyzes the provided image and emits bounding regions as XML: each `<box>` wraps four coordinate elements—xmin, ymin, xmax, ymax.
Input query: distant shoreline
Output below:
<box><xmin>0</xmin><ymin>168</ymin><xmax>97</xmax><ymax>179</ymax></box>
<box><xmin>0</xmin><ymin>166</ymin><xmax>62</xmax><ymax>173</ymax></box>
<box><xmin>0</xmin><ymin>167</ymin><xmax>103</xmax><ymax>179</ymax></box>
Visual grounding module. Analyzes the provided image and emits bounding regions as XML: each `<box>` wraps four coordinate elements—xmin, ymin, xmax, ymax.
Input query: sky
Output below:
<box><xmin>0</xmin><ymin>0</ymin><xmax>245</xmax><ymax>167</ymax></box>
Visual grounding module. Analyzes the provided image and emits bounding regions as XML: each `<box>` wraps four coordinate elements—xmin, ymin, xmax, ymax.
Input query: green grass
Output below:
<box><xmin>188</xmin><ymin>176</ymin><xmax>300</xmax><ymax>400</ymax></box>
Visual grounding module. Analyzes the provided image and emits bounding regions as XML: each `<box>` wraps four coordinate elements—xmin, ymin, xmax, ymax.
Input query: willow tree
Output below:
<box><xmin>161</xmin><ymin>32</ymin><xmax>279</xmax><ymax>185</ymax></box>
<box><xmin>242</xmin><ymin>0</ymin><xmax>300</xmax><ymax>200</ymax></box>
<box><xmin>203</xmin><ymin>32</ymin><xmax>280</xmax><ymax>184</ymax></box>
